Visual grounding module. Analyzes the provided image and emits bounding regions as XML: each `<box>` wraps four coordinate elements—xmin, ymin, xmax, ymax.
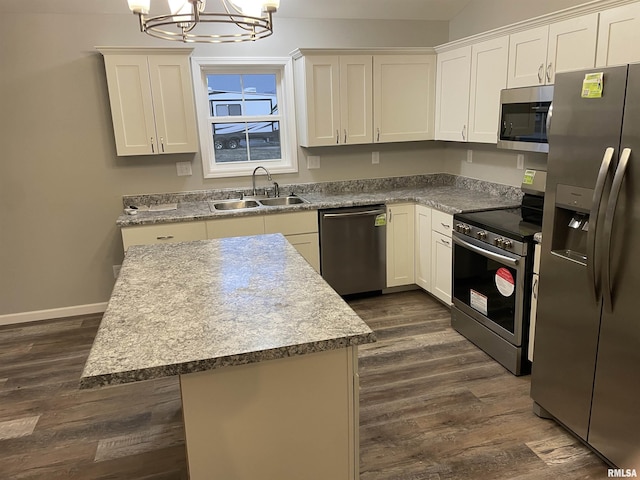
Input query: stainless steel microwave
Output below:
<box><xmin>497</xmin><ymin>85</ymin><xmax>554</xmax><ymax>153</ymax></box>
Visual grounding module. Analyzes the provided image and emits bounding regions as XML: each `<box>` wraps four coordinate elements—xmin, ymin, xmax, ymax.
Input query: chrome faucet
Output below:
<box><xmin>252</xmin><ymin>166</ymin><xmax>278</xmax><ymax>197</ymax></box>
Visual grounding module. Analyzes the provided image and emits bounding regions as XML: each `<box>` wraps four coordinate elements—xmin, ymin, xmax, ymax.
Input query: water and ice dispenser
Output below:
<box><xmin>550</xmin><ymin>184</ymin><xmax>595</xmax><ymax>264</ymax></box>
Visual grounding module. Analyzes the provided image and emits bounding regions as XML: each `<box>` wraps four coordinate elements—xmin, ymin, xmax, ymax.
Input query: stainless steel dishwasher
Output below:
<box><xmin>319</xmin><ymin>205</ymin><xmax>387</xmax><ymax>295</ymax></box>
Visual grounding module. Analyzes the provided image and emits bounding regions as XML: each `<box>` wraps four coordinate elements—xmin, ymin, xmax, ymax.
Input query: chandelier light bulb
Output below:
<box><xmin>127</xmin><ymin>0</ymin><xmax>150</xmax><ymax>14</ymax></box>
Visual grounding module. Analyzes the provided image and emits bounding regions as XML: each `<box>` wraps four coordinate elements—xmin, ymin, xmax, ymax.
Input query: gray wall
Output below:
<box><xmin>0</xmin><ymin>12</ymin><xmax>449</xmax><ymax>316</ymax></box>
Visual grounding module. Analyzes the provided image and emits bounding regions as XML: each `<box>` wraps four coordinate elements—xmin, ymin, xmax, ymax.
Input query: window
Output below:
<box><xmin>192</xmin><ymin>57</ymin><xmax>297</xmax><ymax>178</ymax></box>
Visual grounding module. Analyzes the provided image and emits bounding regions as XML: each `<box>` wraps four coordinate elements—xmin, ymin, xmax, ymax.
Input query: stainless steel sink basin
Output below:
<box><xmin>212</xmin><ymin>200</ymin><xmax>261</xmax><ymax>210</ymax></box>
<box><xmin>259</xmin><ymin>196</ymin><xmax>307</xmax><ymax>206</ymax></box>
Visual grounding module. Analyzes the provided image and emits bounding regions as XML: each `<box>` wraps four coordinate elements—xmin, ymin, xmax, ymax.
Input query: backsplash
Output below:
<box><xmin>122</xmin><ymin>173</ymin><xmax>523</xmax><ymax>207</ymax></box>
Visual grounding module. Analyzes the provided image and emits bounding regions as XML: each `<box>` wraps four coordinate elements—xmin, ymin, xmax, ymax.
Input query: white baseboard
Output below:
<box><xmin>0</xmin><ymin>303</ymin><xmax>108</xmax><ymax>327</ymax></box>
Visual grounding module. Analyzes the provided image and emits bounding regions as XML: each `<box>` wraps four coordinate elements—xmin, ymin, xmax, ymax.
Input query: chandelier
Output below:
<box><xmin>127</xmin><ymin>0</ymin><xmax>279</xmax><ymax>43</ymax></box>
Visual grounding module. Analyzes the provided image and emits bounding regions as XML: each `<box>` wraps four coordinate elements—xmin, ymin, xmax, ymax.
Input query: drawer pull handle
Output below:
<box><xmin>156</xmin><ymin>235</ymin><xmax>175</xmax><ymax>240</ymax></box>
<box><xmin>441</xmin><ymin>239</ymin><xmax>450</xmax><ymax>246</ymax></box>
<box><xmin>441</xmin><ymin>223</ymin><xmax>450</xmax><ymax>229</ymax></box>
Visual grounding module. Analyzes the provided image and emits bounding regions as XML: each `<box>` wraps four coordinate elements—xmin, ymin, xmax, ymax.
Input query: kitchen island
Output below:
<box><xmin>80</xmin><ymin>234</ymin><xmax>375</xmax><ymax>480</ymax></box>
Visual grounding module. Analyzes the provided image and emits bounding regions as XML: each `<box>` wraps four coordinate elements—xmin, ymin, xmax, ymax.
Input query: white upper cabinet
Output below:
<box><xmin>507</xmin><ymin>13</ymin><xmax>598</xmax><ymax>87</ymax></box>
<box><xmin>468</xmin><ymin>36</ymin><xmax>509</xmax><ymax>143</ymax></box>
<box><xmin>340</xmin><ymin>56</ymin><xmax>374</xmax><ymax>145</ymax></box>
<box><xmin>373</xmin><ymin>54</ymin><xmax>436</xmax><ymax>143</ymax></box>
<box><xmin>435</xmin><ymin>46</ymin><xmax>472</xmax><ymax>142</ymax></box>
<box><xmin>435</xmin><ymin>37</ymin><xmax>508</xmax><ymax>144</ymax></box>
<box><xmin>99</xmin><ymin>48</ymin><xmax>198</xmax><ymax>156</ymax></box>
<box><xmin>596</xmin><ymin>2</ymin><xmax>640</xmax><ymax>67</ymax></box>
<box><xmin>293</xmin><ymin>53</ymin><xmax>372</xmax><ymax>147</ymax></box>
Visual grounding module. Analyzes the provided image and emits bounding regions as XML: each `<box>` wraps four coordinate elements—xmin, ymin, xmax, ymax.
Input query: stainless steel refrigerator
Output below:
<box><xmin>531</xmin><ymin>64</ymin><xmax>640</xmax><ymax>469</ymax></box>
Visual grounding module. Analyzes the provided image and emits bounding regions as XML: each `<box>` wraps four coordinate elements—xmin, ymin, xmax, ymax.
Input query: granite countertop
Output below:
<box><xmin>80</xmin><ymin>234</ymin><xmax>376</xmax><ymax>389</ymax></box>
<box><xmin>117</xmin><ymin>174</ymin><xmax>522</xmax><ymax>227</ymax></box>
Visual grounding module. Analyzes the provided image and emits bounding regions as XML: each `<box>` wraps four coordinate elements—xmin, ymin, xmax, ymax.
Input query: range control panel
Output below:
<box><xmin>454</xmin><ymin>222</ymin><xmax>528</xmax><ymax>256</ymax></box>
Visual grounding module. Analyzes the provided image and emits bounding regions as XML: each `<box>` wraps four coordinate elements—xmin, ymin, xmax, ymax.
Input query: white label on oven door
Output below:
<box><xmin>470</xmin><ymin>289</ymin><xmax>488</xmax><ymax>316</ymax></box>
<box><xmin>495</xmin><ymin>267</ymin><xmax>515</xmax><ymax>297</ymax></box>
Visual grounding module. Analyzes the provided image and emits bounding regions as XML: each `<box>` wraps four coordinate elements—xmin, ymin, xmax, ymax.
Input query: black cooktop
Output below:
<box><xmin>454</xmin><ymin>208</ymin><xmax>542</xmax><ymax>241</ymax></box>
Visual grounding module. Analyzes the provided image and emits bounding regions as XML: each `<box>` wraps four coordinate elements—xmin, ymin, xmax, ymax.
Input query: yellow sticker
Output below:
<box><xmin>582</xmin><ymin>72</ymin><xmax>603</xmax><ymax>98</ymax></box>
<box><xmin>374</xmin><ymin>213</ymin><xmax>387</xmax><ymax>227</ymax></box>
<box><xmin>523</xmin><ymin>169</ymin><xmax>536</xmax><ymax>185</ymax></box>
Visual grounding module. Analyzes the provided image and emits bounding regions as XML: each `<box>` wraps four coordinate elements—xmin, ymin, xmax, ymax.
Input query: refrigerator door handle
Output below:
<box><xmin>602</xmin><ymin>147</ymin><xmax>632</xmax><ymax>311</ymax></box>
<box><xmin>587</xmin><ymin>147</ymin><xmax>615</xmax><ymax>302</ymax></box>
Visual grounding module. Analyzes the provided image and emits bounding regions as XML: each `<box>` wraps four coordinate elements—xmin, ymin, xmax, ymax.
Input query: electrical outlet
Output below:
<box><xmin>113</xmin><ymin>265</ymin><xmax>122</xmax><ymax>279</ymax></box>
<box><xmin>307</xmin><ymin>155</ymin><xmax>320</xmax><ymax>169</ymax></box>
<box><xmin>176</xmin><ymin>161</ymin><xmax>192</xmax><ymax>176</ymax></box>
<box><xmin>466</xmin><ymin>150</ymin><xmax>473</xmax><ymax>163</ymax></box>
<box><xmin>517</xmin><ymin>154</ymin><xmax>525</xmax><ymax>170</ymax></box>
<box><xmin>372</xmin><ymin>151</ymin><xmax>380</xmax><ymax>164</ymax></box>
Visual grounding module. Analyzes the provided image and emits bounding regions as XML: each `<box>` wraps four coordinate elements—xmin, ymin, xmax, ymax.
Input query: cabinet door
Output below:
<box><xmin>596</xmin><ymin>2</ymin><xmax>640</xmax><ymax>67</ymax></box>
<box><xmin>528</xmin><ymin>272</ymin><xmax>539</xmax><ymax>362</ymax></box>
<box><xmin>431</xmin><ymin>231</ymin><xmax>452</xmax><ymax>305</ymax></box>
<box><xmin>415</xmin><ymin>205</ymin><xmax>432</xmax><ymax>292</ymax></box>
<box><xmin>507</xmin><ymin>26</ymin><xmax>549</xmax><ymax>87</ymax></box>
<box><xmin>468</xmin><ymin>36</ymin><xmax>509</xmax><ymax>144</ymax></box>
<box><xmin>386</xmin><ymin>204</ymin><xmax>415</xmax><ymax>288</ymax></box>
<box><xmin>301</xmin><ymin>56</ymin><xmax>341</xmax><ymax>146</ymax></box>
<box><xmin>121</xmin><ymin>221</ymin><xmax>207</xmax><ymax>250</ymax></box>
<box><xmin>206</xmin><ymin>216</ymin><xmax>265</xmax><ymax>239</ymax></box>
<box><xmin>147</xmin><ymin>55</ymin><xmax>198</xmax><ymax>154</ymax></box>
<box><xmin>547</xmin><ymin>13</ymin><xmax>598</xmax><ymax>83</ymax></box>
<box><xmin>339</xmin><ymin>56</ymin><xmax>373</xmax><ymax>145</ymax></box>
<box><xmin>286</xmin><ymin>233</ymin><xmax>320</xmax><ymax>273</ymax></box>
<box><xmin>103</xmin><ymin>55</ymin><xmax>157</xmax><ymax>156</ymax></box>
<box><xmin>435</xmin><ymin>46</ymin><xmax>472</xmax><ymax>142</ymax></box>
<box><xmin>373</xmin><ymin>55</ymin><xmax>436</xmax><ymax>143</ymax></box>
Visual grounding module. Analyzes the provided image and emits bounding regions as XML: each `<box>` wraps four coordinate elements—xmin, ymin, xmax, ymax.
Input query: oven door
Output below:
<box><xmin>452</xmin><ymin>232</ymin><xmax>528</xmax><ymax>346</ymax></box>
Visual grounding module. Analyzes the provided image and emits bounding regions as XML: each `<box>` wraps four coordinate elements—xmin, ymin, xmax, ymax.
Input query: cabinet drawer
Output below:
<box><xmin>206</xmin><ymin>216</ymin><xmax>265</xmax><ymax>239</ymax></box>
<box><xmin>264</xmin><ymin>211</ymin><xmax>318</xmax><ymax>235</ymax></box>
<box><xmin>121</xmin><ymin>221</ymin><xmax>207</xmax><ymax>250</ymax></box>
<box><xmin>432</xmin><ymin>210</ymin><xmax>453</xmax><ymax>237</ymax></box>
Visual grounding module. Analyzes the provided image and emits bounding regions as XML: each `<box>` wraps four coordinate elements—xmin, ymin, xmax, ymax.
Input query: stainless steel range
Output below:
<box><xmin>450</xmin><ymin>172</ymin><xmax>545</xmax><ymax>375</ymax></box>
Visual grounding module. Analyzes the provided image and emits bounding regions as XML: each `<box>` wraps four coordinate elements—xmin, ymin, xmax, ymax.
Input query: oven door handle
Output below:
<box><xmin>453</xmin><ymin>235</ymin><xmax>519</xmax><ymax>267</ymax></box>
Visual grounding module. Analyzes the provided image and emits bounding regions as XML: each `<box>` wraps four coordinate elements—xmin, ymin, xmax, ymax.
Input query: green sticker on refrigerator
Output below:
<box><xmin>581</xmin><ymin>72</ymin><xmax>604</xmax><ymax>98</ymax></box>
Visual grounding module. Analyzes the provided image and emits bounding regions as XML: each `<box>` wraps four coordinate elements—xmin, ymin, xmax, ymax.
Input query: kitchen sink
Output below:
<box><xmin>259</xmin><ymin>196</ymin><xmax>307</xmax><ymax>206</ymax></box>
<box><xmin>212</xmin><ymin>200</ymin><xmax>261</xmax><ymax>210</ymax></box>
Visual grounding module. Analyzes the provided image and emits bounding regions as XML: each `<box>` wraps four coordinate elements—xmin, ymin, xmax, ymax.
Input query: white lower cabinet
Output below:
<box><xmin>431</xmin><ymin>231</ymin><xmax>453</xmax><ymax>305</ymax></box>
<box><xmin>121</xmin><ymin>221</ymin><xmax>207</xmax><ymax>250</ymax></box>
<box><xmin>386</xmin><ymin>203</ymin><xmax>415</xmax><ymax>288</ymax></box>
<box><xmin>414</xmin><ymin>205</ymin><xmax>432</xmax><ymax>291</ymax></box>
<box><xmin>206</xmin><ymin>216</ymin><xmax>264</xmax><ymax>239</ymax></box>
<box><xmin>122</xmin><ymin>211</ymin><xmax>320</xmax><ymax>273</ymax></box>
<box><xmin>264</xmin><ymin>211</ymin><xmax>320</xmax><ymax>272</ymax></box>
<box><xmin>528</xmin><ymin>243</ymin><xmax>541</xmax><ymax>362</ymax></box>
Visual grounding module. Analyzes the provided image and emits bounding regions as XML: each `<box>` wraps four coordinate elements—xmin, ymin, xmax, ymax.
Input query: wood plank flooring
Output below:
<box><xmin>0</xmin><ymin>290</ymin><xmax>608</xmax><ymax>479</ymax></box>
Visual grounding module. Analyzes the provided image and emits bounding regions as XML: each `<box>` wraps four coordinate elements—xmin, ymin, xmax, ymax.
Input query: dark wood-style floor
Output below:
<box><xmin>0</xmin><ymin>290</ymin><xmax>608</xmax><ymax>479</ymax></box>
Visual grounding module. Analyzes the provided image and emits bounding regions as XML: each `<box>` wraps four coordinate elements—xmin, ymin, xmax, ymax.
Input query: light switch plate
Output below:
<box><xmin>466</xmin><ymin>150</ymin><xmax>473</xmax><ymax>163</ymax></box>
<box><xmin>372</xmin><ymin>151</ymin><xmax>380</xmax><ymax>164</ymax></box>
<box><xmin>176</xmin><ymin>161</ymin><xmax>193</xmax><ymax>176</ymax></box>
<box><xmin>517</xmin><ymin>154</ymin><xmax>525</xmax><ymax>170</ymax></box>
<box><xmin>307</xmin><ymin>155</ymin><xmax>320</xmax><ymax>169</ymax></box>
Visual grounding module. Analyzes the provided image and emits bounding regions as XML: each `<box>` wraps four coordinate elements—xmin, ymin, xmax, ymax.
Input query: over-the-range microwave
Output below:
<box><xmin>497</xmin><ymin>85</ymin><xmax>554</xmax><ymax>153</ymax></box>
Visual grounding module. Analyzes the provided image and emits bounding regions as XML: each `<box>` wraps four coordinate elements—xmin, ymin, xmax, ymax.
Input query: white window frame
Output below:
<box><xmin>192</xmin><ymin>57</ymin><xmax>298</xmax><ymax>179</ymax></box>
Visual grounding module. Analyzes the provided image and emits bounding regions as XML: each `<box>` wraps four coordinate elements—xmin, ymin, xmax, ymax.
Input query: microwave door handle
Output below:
<box><xmin>508</xmin><ymin>122</ymin><xmax>513</xmax><ymax>136</ymax></box>
<box><xmin>602</xmin><ymin>147</ymin><xmax>631</xmax><ymax>312</ymax></box>
<box><xmin>452</xmin><ymin>235</ymin><xmax>519</xmax><ymax>267</ymax></box>
<box><xmin>587</xmin><ymin>147</ymin><xmax>615</xmax><ymax>302</ymax></box>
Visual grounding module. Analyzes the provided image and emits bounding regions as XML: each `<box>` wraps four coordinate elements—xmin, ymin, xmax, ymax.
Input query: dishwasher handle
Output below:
<box><xmin>322</xmin><ymin>209</ymin><xmax>386</xmax><ymax>218</ymax></box>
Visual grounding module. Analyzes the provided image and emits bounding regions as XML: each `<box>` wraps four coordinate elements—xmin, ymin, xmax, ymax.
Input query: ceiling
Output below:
<box><xmin>0</xmin><ymin>0</ymin><xmax>474</xmax><ymax>21</ymax></box>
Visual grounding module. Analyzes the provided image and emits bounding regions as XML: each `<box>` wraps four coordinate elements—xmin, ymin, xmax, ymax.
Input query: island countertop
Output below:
<box><xmin>80</xmin><ymin>234</ymin><xmax>376</xmax><ymax>389</ymax></box>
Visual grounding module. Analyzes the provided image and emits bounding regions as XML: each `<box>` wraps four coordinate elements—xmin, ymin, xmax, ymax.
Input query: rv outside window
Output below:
<box><xmin>192</xmin><ymin>58</ymin><xmax>297</xmax><ymax>179</ymax></box>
